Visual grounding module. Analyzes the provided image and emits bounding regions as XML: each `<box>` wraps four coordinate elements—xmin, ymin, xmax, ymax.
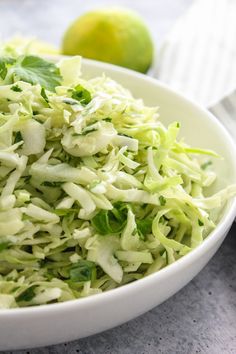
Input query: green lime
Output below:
<box><xmin>62</xmin><ymin>8</ymin><xmax>154</xmax><ymax>73</ymax></box>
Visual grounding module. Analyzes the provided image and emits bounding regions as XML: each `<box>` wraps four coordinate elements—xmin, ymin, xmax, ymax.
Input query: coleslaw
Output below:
<box><xmin>0</xmin><ymin>53</ymin><xmax>235</xmax><ymax>309</ymax></box>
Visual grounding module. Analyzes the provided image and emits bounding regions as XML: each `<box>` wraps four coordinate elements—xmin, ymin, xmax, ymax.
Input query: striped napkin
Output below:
<box><xmin>154</xmin><ymin>0</ymin><xmax>236</xmax><ymax>139</ymax></box>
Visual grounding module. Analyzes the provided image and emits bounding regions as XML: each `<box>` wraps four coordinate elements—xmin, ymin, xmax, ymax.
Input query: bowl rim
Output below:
<box><xmin>1</xmin><ymin>57</ymin><xmax>236</xmax><ymax>317</ymax></box>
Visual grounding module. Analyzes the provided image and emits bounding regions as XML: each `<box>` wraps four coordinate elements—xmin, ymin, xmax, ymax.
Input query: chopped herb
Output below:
<box><xmin>91</xmin><ymin>202</ymin><xmax>129</xmax><ymax>235</ymax></box>
<box><xmin>71</xmin><ymin>84</ymin><xmax>92</xmax><ymax>105</ymax></box>
<box><xmin>198</xmin><ymin>219</ymin><xmax>204</xmax><ymax>226</ymax></box>
<box><xmin>11</xmin><ymin>84</ymin><xmax>22</xmax><ymax>92</ymax></box>
<box><xmin>41</xmin><ymin>181</ymin><xmax>62</xmax><ymax>187</ymax></box>
<box><xmin>201</xmin><ymin>161</ymin><xmax>212</xmax><ymax>170</ymax></box>
<box><xmin>136</xmin><ymin>218</ymin><xmax>152</xmax><ymax>239</ymax></box>
<box><xmin>16</xmin><ymin>286</ymin><xmax>37</xmax><ymax>302</ymax></box>
<box><xmin>14</xmin><ymin>131</ymin><xmax>23</xmax><ymax>143</ymax></box>
<box><xmin>159</xmin><ymin>196</ymin><xmax>166</xmax><ymax>206</ymax></box>
<box><xmin>69</xmin><ymin>260</ymin><xmax>96</xmax><ymax>282</ymax></box>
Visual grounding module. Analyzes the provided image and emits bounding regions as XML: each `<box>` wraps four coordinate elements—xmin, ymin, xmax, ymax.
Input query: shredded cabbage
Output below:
<box><xmin>0</xmin><ymin>52</ymin><xmax>235</xmax><ymax>309</ymax></box>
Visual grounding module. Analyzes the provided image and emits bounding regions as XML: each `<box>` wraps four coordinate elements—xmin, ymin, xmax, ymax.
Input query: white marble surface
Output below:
<box><xmin>0</xmin><ymin>1</ymin><xmax>235</xmax><ymax>353</ymax></box>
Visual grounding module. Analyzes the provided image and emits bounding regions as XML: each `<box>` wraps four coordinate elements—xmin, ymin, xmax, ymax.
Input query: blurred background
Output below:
<box><xmin>0</xmin><ymin>0</ymin><xmax>193</xmax><ymax>47</ymax></box>
<box><xmin>1</xmin><ymin>0</ymin><xmax>236</xmax><ymax>115</ymax></box>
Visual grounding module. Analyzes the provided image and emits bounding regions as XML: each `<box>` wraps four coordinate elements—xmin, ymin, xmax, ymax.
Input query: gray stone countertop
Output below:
<box><xmin>0</xmin><ymin>0</ymin><xmax>235</xmax><ymax>353</ymax></box>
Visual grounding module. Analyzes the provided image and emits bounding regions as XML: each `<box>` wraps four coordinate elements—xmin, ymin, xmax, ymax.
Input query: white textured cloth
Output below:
<box><xmin>155</xmin><ymin>0</ymin><xmax>236</xmax><ymax>138</ymax></box>
<box><xmin>210</xmin><ymin>90</ymin><xmax>236</xmax><ymax>139</ymax></box>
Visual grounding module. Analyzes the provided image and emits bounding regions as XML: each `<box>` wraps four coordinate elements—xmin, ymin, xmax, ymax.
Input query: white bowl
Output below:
<box><xmin>0</xmin><ymin>59</ymin><xmax>236</xmax><ymax>351</ymax></box>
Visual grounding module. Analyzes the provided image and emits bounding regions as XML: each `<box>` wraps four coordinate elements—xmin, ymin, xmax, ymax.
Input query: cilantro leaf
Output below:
<box><xmin>201</xmin><ymin>161</ymin><xmax>212</xmax><ymax>170</ymax></box>
<box><xmin>11</xmin><ymin>84</ymin><xmax>22</xmax><ymax>92</ymax></box>
<box><xmin>136</xmin><ymin>218</ymin><xmax>153</xmax><ymax>239</ymax></box>
<box><xmin>0</xmin><ymin>60</ymin><xmax>7</xmax><ymax>80</ymax></box>
<box><xmin>12</xmin><ymin>56</ymin><xmax>62</xmax><ymax>91</ymax></box>
<box><xmin>198</xmin><ymin>219</ymin><xmax>204</xmax><ymax>226</ymax></box>
<box><xmin>159</xmin><ymin>196</ymin><xmax>166</xmax><ymax>206</ymax></box>
<box><xmin>71</xmin><ymin>84</ymin><xmax>92</xmax><ymax>105</ymax></box>
<box><xmin>69</xmin><ymin>260</ymin><xmax>96</xmax><ymax>282</ymax></box>
<box><xmin>16</xmin><ymin>286</ymin><xmax>37</xmax><ymax>302</ymax></box>
<box><xmin>14</xmin><ymin>131</ymin><xmax>23</xmax><ymax>143</ymax></box>
<box><xmin>91</xmin><ymin>202</ymin><xmax>128</xmax><ymax>235</ymax></box>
